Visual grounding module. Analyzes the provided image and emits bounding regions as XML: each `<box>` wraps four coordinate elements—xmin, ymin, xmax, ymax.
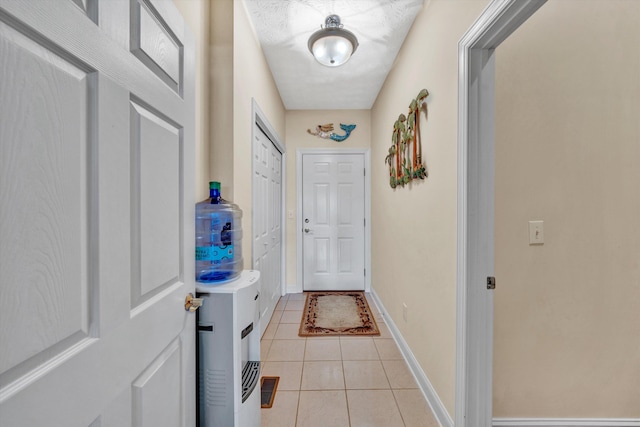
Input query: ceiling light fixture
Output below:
<box><xmin>308</xmin><ymin>14</ymin><xmax>359</xmax><ymax>67</ymax></box>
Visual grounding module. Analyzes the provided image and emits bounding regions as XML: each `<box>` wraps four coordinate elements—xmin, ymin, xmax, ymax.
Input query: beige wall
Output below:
<box><xmin>284</xmin><ymin>110</ymin><xmax>372</xmax><ymax>286</ymax></box>
<box><xmin>494</xmin><ymin>0</ymin><xmax>640</xmax><ymax>418</ymax></box>
<box><xmin>371</xmin><ymin>0</ymin><xmax>489</xmax><ymax>417</ymax></box>
<box><xmin>233</xmin><ymin>0</ymin><xmax>286</xmax><ymax>269</ymax></box>
<box><xmin>176</xmin><ymin>0</ymin><xmax>285</xmax><ymax>269</ymax></box>
<box><xmin>210</xmin><ymin>0</ymin><xmax>234</xmax><ymax>199</ymax></box>
<box><xmin>172</xmin><ymin>0</ymin><xmax>211</xmax><ymax>200</ymax></box>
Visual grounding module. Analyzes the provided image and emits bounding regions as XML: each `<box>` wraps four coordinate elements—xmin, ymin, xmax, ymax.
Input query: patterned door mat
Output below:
<box><xmin>299</xmin><ymin>291</ymin><xmax>380</xmax><ymax>337</ymax></box>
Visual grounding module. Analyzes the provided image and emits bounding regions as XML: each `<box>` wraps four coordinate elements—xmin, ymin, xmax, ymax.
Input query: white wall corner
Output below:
<box><xmin>286</xmin><ymin>282</ymin><xmax>302</xmax><ymax>295</ymax></box>
<box><xmin>369</xmin><ymin>289</ymin><xmax>454</xmax><ymax>427</ymax></box>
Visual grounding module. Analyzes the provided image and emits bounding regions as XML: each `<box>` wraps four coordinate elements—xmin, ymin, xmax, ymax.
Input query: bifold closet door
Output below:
<box><xmin>253</xmin><ymin>124</ymin><xmax>282</xmax><ymax>336</ymax></box>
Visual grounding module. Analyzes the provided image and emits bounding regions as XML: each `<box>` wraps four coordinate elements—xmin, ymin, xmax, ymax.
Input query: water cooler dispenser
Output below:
<box><xmin>197</xmin><ymin>270</ymin><xmax>261</xmax><ymax>427</ymax></box>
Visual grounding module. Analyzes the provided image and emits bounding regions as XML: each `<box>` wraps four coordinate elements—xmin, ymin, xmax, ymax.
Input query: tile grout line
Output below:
<box><xmin>294</xmin><ymin>335</ymin><xmax>305</xmax><ymax>427</ymax></box>
<box><xmin>379</xmin><ymin>355</ymin><xmax>409</xmax><ymax>426</ymax></box>
<box><xmin>340</xmin><ymin>338</ymin><xmax>353</xmax><ymax>427</ymax></box>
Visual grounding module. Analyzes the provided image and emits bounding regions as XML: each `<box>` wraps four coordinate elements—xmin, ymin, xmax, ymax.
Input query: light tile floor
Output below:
<box><xmin>260</xmin><ymin>293</ymin><xmax>440</xmax><ymax>427</ymax></box>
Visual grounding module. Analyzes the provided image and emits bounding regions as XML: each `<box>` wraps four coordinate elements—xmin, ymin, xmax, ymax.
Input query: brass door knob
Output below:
<box><xmin>185</xmin><ymin>293</ymin><xmax>203</xmax><ymax>312</ymax></box>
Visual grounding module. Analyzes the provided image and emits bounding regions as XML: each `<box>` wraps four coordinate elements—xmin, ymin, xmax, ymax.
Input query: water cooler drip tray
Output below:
<box><xmin>242</xmin><ymin>361</ymin><xmax>260</xmax><ymax>403</ymax></box>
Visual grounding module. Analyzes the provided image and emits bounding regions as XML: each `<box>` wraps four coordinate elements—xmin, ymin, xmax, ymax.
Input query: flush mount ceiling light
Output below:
<box><xmin>308</xmin><ymin>14</ymin><xmax>359</xmax><ymax>67</ymax></box>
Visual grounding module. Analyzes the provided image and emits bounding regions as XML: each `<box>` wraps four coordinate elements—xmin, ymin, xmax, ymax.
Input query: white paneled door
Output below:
<box><xmin>0</xmin><ymin>1</ymin><xmax>195</xmax><ymax>426</ymax></box>
<box><xmin>253</xmin><ymin>123</ymin><xmax>282</xmax><ymax>336</ymax></box>
<box><xmin>302</xmin><ymin>154</ymin><xmax>365</xmax><ymax>291</ymax></box>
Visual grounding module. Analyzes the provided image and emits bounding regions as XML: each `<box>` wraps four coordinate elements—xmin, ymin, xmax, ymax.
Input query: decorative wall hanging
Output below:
<box><xmin>307</xmin><ymin>123</ymin><xmax>356</xmax><ymax>142</ymax></box>
<box><xmin>385</xmin><ymin>89</ymin><xmax>429</xmax><ymax>188</ymax></box>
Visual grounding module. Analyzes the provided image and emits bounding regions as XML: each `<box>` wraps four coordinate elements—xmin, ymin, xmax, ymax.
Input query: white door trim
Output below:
<box><xmin>455</xmin><ymin>1</ymin><xmax>546</xmax><ymax>425</ymax></box>
<box><xmin>295</xmin><ymin>148</ymin><xmax>371</xmax><ymax>294</ymax></box>
<box><xmin>251</xmin><ymin>99</ymin><xmax>286</xmax><ymax>299</ymax></box>
<box><xmin>492</xmin><ymin>418</ymin><xmax>640</xmax><ymax>427</ymax></box>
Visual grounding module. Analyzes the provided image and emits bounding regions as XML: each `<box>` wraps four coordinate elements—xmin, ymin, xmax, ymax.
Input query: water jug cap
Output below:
<box><xmin>209</xmin><ymin>181</ymin><xmax>221</xmax><ymax>190</ymax></box>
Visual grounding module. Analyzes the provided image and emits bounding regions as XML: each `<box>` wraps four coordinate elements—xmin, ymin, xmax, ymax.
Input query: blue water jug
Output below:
<box><xmin>195</xmin><ymin>182</ymin><xmax>243</xmax><ymax>283</ymax></box>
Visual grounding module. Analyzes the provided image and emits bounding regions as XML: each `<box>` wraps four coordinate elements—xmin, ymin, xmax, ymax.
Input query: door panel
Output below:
<box><xmin>302</xmin><ymin>154</ymin><xmax>365</xmax><ymax>291</ymax></box>
<box><xmin>131</xmin><ymin>100</ymin><xmax>181</xmax><ymax>301</ymax></box>
<box><xmin>0</xmin><ymin>1</ymin><xmax>195</xmax><ymax>426</ymax></box>
<box><xmin>253</xmin><ymin>125</ymin><xmax>270</xmax><ymax>328</ymax></box>
<box><xmin>314</xmin><ymin>239</ymin><xmax>330</xmax><ymax>272</ymax></box>
<box><xmin>253</xmin><ymin>124</ymin><xmax>282</xmax><ymax>336</ymax></box>
<box><xmin>132</xmin><ymin>339</ymin><xmax>182</xmax><ymax>427</ymax></box>
<box><xmin>269</xmin><ymin>145</ymin><xmax>282</xmax><ymax>316</ymax></box>
<box><xmin>133</xmin><ymin>3</ymin><xmax>180</xmax><ymax>85</ymax></box>
<box><xmin>314</xmin><ymin>183</ymin><xmax>330</xmax><ymax>224</ymax></box>
<box><xmin>0</xmin><ymin>19</ymin><xmax>94</xmax><ymax>381</ymax></box>
<box><xmin>338</xmin><ymin>239</ymin><xmax>354</xmax><ymax>272</ymax></box>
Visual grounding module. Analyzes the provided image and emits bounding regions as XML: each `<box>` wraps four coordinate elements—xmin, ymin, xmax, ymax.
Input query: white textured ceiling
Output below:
<box><xmin>243</xmin><ymin>0</ymin><xmax>424</xmax><ymax>110</ymax></box>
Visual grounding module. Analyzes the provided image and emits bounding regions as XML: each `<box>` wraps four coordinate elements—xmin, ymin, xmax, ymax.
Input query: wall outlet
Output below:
<box><xmin>402</xmin><ymin>303</ymin><xmax>408</xmax><ymax>322</ymax></box>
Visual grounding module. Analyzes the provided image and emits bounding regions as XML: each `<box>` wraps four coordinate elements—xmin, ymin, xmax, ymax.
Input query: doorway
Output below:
<box><xmin>296</xmin><ymin>149</ymin><xmax>371</xmax><ymax>292</ymax></box>
<box><xmin>493</xmin><ymin>0</ymin><xmax>640</xmax><ymax>421</ymax></box>
<box><xmin>457</xmin><ymin>1</ymin><xmax>640</xmax><ymax>422</ymax></box>
<box><xmin>455</xmin><ymin>0</ymin><xmax>546</xmax><ymax>425</ymax></box>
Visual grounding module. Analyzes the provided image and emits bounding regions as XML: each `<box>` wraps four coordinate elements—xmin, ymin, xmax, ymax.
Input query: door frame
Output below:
<box><xmin>455</xmin><ymin>1</ymin><xmax>546</xmax><ymax>425</ymax></box>
<box><xmin>295</xmin><ymin>148</ymin><xmax>371</xmax><ymax>294</ymax></box>
<box><xmin>251</xmin><ymin>98</ymin><xmax>286</xmax><ymax>299</ymax></box>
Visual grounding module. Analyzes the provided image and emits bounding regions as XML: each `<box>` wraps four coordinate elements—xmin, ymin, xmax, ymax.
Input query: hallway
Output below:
<box><xmin>259</xmin><ymin>293</ymin><xmax>439</xmax><ymax>427</ymax></box>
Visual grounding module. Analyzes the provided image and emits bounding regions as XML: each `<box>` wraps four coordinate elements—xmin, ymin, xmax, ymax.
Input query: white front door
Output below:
<box><xmin>0</xmin><ymin>1</ymin><xmax>195</xmax><ymax>426</ymax></box>
<box><xmin>302</xmin><ymin>153</ymin><xmax>365</xmax><ymax>291</ymax></box>
<box><xmin>253</xmin><ymin>123</ymin><xmax>282</xmax><ymax>335</ymax></box>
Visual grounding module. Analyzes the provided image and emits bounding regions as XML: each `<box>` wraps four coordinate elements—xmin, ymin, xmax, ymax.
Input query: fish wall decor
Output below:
<box><xmin>307</xmin><ymin>123</ymin><xmax>356</xmax><ymax>142</ymax></box>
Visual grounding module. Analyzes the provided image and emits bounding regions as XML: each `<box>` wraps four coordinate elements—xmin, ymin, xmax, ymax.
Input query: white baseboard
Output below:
<box><xmin>493</xmin><ymin>418</ymin><xmax>640</xmax><ymax>426</ymax></box>
<box><xmin>369</xmin><ymin>289</ymin><xmax>454</xmax><ymax>427</ymax></box>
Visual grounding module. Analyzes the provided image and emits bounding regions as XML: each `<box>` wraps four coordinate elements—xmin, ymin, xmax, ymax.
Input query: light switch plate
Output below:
<box><xmin>529</xmin><ymin>220</ymin><xmax>544</xmax><ymax>245</ymax></box>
